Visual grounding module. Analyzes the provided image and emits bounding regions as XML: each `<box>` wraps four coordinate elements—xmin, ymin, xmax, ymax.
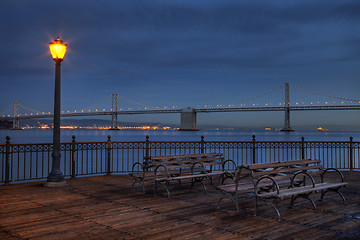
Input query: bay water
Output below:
<box><xmin>1</xmin><ymin>129</ymin><xmax>359</xmax><ymax>144</ymax></box>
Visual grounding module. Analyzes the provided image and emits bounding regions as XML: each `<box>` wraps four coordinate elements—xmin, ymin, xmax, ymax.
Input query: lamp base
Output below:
<box><xmin>44</xmin><ymin>181</ymin><xmax>67</xmax><ymax>187</ymax></box>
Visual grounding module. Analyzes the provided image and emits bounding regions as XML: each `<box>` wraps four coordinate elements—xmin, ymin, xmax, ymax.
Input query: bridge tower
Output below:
<box><xmin>11</xmin><ymin>102</ymin><xmax>21</xmax><ymax>130</ymax></box>
<box><xmin>110</xmin><ymin>94</ymin><xmax>119</xmax><ymax>130</ymax></box>
<box><xmin>179</xmin><ymin>107</ymin><xmax>198</xmax><ymax>131</ymax></box>
<box><xmin>280</xmin><ymin>82</ymin><xmax>294</xmax><ymax>131</ymax></box>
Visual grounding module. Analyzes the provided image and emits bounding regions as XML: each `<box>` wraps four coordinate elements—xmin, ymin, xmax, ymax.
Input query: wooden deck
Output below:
<box><xmin>1</xmin><ymin>172</ymin><xmax>360</xmax><ymax>239</ymax></box>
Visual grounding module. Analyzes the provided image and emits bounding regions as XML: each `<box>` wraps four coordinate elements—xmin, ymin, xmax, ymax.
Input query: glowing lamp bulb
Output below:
<box><xmin>49</xmin><ymin>37</ymin><xmax>67</xmax><ymax>61</ymax></box>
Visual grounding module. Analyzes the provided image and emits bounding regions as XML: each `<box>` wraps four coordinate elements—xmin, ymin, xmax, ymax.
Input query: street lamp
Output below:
<box><xmin>46</xmin><ymin>37</ymin><xmax>67</xmax><ymax>186</ymax></box>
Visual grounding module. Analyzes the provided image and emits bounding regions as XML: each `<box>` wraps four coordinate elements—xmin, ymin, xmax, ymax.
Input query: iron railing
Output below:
<box><xmin>1</xmin><ymin>135</ymin><xmax>358</xmax><ymax>185</ymax></box>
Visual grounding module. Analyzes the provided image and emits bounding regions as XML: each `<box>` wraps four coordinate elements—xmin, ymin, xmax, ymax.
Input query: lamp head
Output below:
<box><xmin>49</xmin><ymin>36</ymin><xmax>67</xmax><ymax>61</ymax></box>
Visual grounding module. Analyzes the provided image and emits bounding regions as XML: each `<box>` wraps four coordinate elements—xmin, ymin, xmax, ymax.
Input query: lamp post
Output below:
<box><xmin>46</xmin><ymin>37</ymin><xmax>67</xmax><ymax>186</ymax></box>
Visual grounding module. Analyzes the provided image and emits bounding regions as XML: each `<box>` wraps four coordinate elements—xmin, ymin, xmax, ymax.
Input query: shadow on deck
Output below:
<box><xmin>1</xmin><ymin>172</ymin><xmax>360</xmax><ymax>239</ymax></box>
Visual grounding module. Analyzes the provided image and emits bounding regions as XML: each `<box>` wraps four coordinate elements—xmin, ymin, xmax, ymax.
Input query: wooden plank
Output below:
<box><xmin>0</xmin><ymin>173</ymin><xmax>357</xmax><ymax>239</ymax></box>
<box><xmin>244</xmin><ymin>159</ymin><xmax>320</xmax><ymax>169</ymax></box>
<box><xmin>156</xmin><ymin>171</ymin><xmax>226</xmax><ymax>182</ymax></box>
<box><xmin>151</xmin><ymin>158</ymin><xmax>223</xmax><ymax>166</ymax></box>
<box><xmin>257</xmin><ymin>182</ymin><xmax>348</xmax><ymax>199</ymax></box>
<box><xmin>152</xmin><ymin>162</ymin><xmax>222</xmax><ymax>170</ymax></box>
<box><xmin>148</xmin><ymin>153</ymin><xmax>223</xmax><ymax>161</ymax></box>
<box><xmin>217</xmin><ymin>176</ymin><xmax>297</xmax><ymax>194</ymax></box>
<box><xmin>251</xmin><ymin>165</ymin><xmax>323</xmax><ymax>178</ymax></box>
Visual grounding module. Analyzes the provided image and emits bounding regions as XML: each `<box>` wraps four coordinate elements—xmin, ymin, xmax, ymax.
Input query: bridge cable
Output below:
<box><xmin>79</xmin><ymin>94</ymin><xmax>112</xmax><ymax>112</ymax></box>
<box><xmin>117</xmin><ymin>95</ymin><xmax>159</xmax><ymax>109</ymax></box>
<box><xmin>0</xmin><ymin>104</ymin><xmax>13</xmax><ymax>116</ymax></box>
<box><xmin>226</xmin><ymin>85</ymin><xmax>284</xmax><ymax>107</ymax></box>
<box><xmin>290</xmin><ymin>84</ymin><xmax>360</xmax><ymax>104</ymax></box>
<box><xmin>19</xmin><ymin>103</ymin><xmax>45</xmax><ymax>114</ymax></box>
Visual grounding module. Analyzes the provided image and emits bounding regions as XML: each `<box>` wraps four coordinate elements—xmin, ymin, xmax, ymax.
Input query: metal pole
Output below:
<box><xmin>349</xmin><ymin>137</ymin><xmax>353</xmax><ymax>172</ymax></box>
<box><xmin>46</xmin><ymin>60</ymin><xmax>65</xmax><ymax>185</ymax></box>
<box><xmin>200</xmin><ymin>136</ymin><xmax>205</xmax><ymax>154</ymax></box>
<box><xmin>71</xmin><ymin>135</ymin><xmax>76</xmax><ymax>178</ymax></box>
<box><xmin>301</xmin><ymin>136</ymin><xmax>305</xmax><ymax>159</ymax></box>
<box><xmin>5</xmin><ymin>136</ymin><xmax>10</xmax><ymax>185</ymax></box>
<box><xmin>107</xmin><ymin>135</ymin><xmax>111</xmax><ymax>175</ymax></box>
<box><xmin>145</xmin><ymin>135</ymin><xmax>150</xmax><ymax>165</ymax></box>
<box><xmin>252</xmin><ymin>135</ymin><xmax>256</xmax><ymax>164</ymax></box>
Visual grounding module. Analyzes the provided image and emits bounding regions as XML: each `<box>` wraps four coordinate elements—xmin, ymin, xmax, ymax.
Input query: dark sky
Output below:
<box><xmin>0</xmin><ymin>0</ymin><xmax>359</xmax><ymax>129</ymax></box>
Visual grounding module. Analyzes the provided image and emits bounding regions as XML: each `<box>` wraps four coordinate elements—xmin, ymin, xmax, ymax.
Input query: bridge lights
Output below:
<box><xmin>46</xmin><ymin>36</ymin><xmax>67</xmax><ymax>187</ymax></box>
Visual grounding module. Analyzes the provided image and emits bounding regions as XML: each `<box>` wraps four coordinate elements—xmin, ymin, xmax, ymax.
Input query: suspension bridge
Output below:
<box><xmin>1</xmin><ymin>83</ymin><xmax>359</xmax><ymax>130</ymax></box>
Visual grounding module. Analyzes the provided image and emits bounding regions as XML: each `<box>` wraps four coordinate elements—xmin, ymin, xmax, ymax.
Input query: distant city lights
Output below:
<box><xmin>20</xmin><ymin>124</ymin><xmax>177</xmax><ymax>131</ymax></box>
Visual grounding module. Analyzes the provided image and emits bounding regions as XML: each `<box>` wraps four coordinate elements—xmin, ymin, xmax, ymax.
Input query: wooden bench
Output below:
<box><xmin>129</xmin><ymin>153</ymin><xmax>236</xmax><ymax>197</ymax></box>
<box><xmin>216</xmin><ymin>159</ymin><xmax>347</xmax><ymax>221</ymax></box>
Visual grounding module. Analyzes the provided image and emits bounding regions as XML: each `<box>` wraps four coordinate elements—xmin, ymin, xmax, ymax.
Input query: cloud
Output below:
<box><xmin>0</xmin><ymin>0</ymin><xmax>359</xmax><ymax>128</ymax></box>
<box><xmin>1</xmin><ymin>0</ymin><xmax>359</xmax><ymax>71</ymax></box>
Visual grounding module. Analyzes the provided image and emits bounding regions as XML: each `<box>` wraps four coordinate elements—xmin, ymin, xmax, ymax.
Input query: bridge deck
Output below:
<box><xmin>1</xmin><ymin>172</ymin><xmax>360</xmax><ymax>239</ymax></box>
<box><xmin>2</xmin><ymin>105</ymin><xmax>360</xmax><ymax>120</ymax></box>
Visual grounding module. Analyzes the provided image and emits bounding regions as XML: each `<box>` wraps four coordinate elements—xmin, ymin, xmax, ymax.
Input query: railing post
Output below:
<box><xmin>200</xmin><ymin>136</ymin><xmax>205</xmax><ymax>154</ymax></box>
<box><xmin>5</xmin><ymin>136</ymin><xmax>10</xmax><ymax>185</ymax></box>
<box><xmin>71</xmin><ymin>135</ymin><xmax>76</xmax><ymax>179</ymax></box>
<box><xmin>301</xmin><ymin>136</ymin><xmax>305</xmax><ymax>159</ymax></box>
<box><xmin>252</xmin><ymin>135</ymin><xmax>256</xmax><ymax>164</ymax></box>
<box><xmin>144</xmin><ymin>135</ymin><xmax>150</xmax><ymax>165</ymax></box>
<box><xmin>349</xmin><ymin>136</ymin><xmax>353</xmax><ymax>172</ymax></box>
<box><xmin>106</xmin><ymin>135</ymin><xmax>111</xmax><ymax>176</ymax></box>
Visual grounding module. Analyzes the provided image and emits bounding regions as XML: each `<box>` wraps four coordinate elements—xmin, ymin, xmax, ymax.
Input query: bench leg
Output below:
<box><xmin>234</xmin><ymin>195</ymin><xmax>239</xmax><ymax>213</ymax></box>
<box><xmin>154</xmin><ymin>181</ymin><xmax>158</xmax><ymax>196</ymax></box>
<box><xmin>255</xmin><ymin>198</ymin><xmax>281</xmax><ymax>222</ymax></box>
<box><xmin>268</xmin><ymin>199</ymin><xmax>281</xmax><ymax>222</ymax></box>
<box><xmin>271</xmin><ymin>202</ymin><xmax>281</xmax><ymax>222</ymax></box>
<box><xmin>290</xmin><ymin>194</ymin><xmax>317</xmax><ymax>213</ymax></box>
<box><xmin>217</xmin><ymin>196</ymin><xmax>225</xmax><ymax>209</ymax></box>
<box><xmin>217</xmin><ymin>194</ymin><xmax>239</xmax><ymax>213</ymax></box>
<box><xmin>131</xmin><ymin>179</ymin><xmax>145</xmax><ymax>194</ymax></box>
<box><xmin>191</xmin><ymin>177</ymin><xmax>207</xmax><ymax>191</ymax></box>
<box><xmin>254</xmin><ymin>197</ymin><xmax>258</xmax><ymax>217</ymax></box>
<box><xmin>320</xmin><ymin>188</ymin><xmax>346</xmax><ymax>205</ymax></box>
<box><xmin>154</xmin><ymin>181</ymin><xmax>171</xmax><ymax>198</ymax></box>
<box><xmin>142</xmin><ymin>184</ymin><xmax>145</xmax><ymax>194</ymax></box>
<box><xmin>209</xmin><ymin>176</ymin><xmax>214</xmax><ymax>185</ymax></box>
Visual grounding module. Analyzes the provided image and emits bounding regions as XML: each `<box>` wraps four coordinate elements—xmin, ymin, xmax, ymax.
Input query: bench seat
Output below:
<box><xmin>257</xmin><ymin>182</ymin><xmax>347</xmax><ymax>199</ymax></box>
